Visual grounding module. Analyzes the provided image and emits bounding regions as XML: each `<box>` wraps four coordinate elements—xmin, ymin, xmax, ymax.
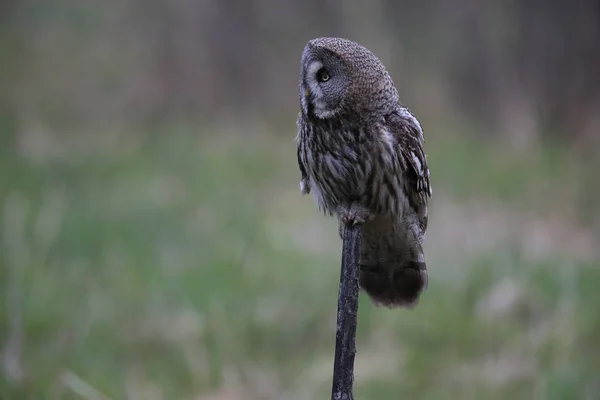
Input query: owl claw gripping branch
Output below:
<box><xmin>296</xmin><ymin>37</ymin><xmax>432</xmax><ymax>309</ymax></box>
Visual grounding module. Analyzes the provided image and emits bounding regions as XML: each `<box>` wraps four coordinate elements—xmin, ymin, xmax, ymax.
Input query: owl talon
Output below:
<box><xmin>338</xmin><ymin>204</ymin><xmax>373</xmax><ymax>226</ymax></box>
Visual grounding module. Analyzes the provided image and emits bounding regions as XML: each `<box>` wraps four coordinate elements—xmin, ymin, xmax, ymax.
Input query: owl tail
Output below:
<box><xmin>359</xmin><ymin>260</ymin><xmax>428</xmax><ymax>308</ymax></box>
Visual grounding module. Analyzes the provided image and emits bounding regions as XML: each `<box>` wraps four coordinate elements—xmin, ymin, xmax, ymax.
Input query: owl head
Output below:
<box><xmin>299</xmin><ymin>37</ymin><xmax>399</xmax><ymax>121</ymax></box>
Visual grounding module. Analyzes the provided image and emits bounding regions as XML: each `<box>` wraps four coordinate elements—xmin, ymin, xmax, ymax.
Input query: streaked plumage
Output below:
<box><xmin>296</xmin><ymin>37</ymin><xmax>432</xmax><ymax>308</ymax></box>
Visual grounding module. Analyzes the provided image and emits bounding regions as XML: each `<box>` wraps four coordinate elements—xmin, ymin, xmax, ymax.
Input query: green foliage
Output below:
<box><xmin>0</xmin><ymin>125</ymin><xmax>598</xmax><ymax>399</ymax></box>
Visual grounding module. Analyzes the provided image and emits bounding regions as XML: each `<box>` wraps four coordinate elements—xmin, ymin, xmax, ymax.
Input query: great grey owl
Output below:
<box><xmin>296</xmin><ymin>37</ymin><xmax>432</xmax><ymax>308</ymax></box>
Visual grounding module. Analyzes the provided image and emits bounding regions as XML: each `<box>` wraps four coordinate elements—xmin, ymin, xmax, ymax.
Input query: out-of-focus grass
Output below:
<box><xmin>0</xmin><ymin>121</ymin><xmax>598</xmax><ymax>400</ymax></box>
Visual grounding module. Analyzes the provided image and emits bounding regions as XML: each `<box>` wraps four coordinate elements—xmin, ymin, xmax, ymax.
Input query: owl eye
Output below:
<box><xmin>317</xmin><ymin>70</ymin><xmax>330</xmax><ymax>82</ymax></box>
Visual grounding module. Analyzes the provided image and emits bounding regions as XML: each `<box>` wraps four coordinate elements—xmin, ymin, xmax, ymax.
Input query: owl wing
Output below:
<box><xmin>386</xmin><ymin>108</ymin><xmax>432</xmax><ymax>231</ymax></box>
<box><xmin>296</xmin><ymin>113</ymin><xmax>311</xmax><ymax>195</ymax></box>
<box><xmin>297</xmin><ymin>143</ymin><xmax>311</xmax><ymax>194</ymax></box>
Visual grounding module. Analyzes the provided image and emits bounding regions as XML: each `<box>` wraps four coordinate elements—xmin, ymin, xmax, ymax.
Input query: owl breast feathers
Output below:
<box><xmin>296</xmin><ymin>37</ymin><xmax>432</xmax><ymax>308</ymax></box>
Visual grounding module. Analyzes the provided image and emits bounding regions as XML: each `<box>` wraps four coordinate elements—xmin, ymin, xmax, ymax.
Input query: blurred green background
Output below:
<box><xmin>1</xmin><ymin>1</ymin><xmax>599</xmax><ymax>399</ymax></box>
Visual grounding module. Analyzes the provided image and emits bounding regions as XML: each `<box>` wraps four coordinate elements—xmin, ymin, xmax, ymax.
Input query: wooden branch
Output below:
<box><xmin>331</xmin><ymin>223</ymin><xmax>362</xmax><ymax>400</ymax></box>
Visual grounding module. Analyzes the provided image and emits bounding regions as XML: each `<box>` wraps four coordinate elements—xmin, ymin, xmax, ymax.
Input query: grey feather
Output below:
<box><xmin>296</xmin><ymin>37</ymin><xmax>432</xmax><ymax>308</ymax></box>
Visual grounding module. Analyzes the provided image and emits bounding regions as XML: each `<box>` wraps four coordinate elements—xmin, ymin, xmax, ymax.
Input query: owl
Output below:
<box><xmin>296</xmin><ymin>37</ymin><xmax>432</xmax><ymax>308</ymax></box>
